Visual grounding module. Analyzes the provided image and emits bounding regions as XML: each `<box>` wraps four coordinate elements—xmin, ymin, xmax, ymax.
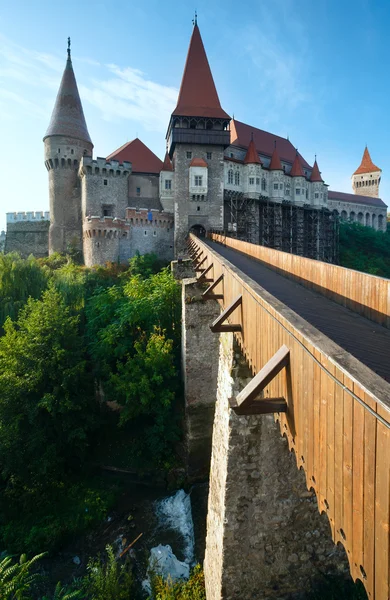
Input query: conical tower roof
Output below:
<box><xmin>244</xmin><ymin>137</ymin><xmax>262</xmax><ymax>164</ymax></box>
<box><xmin>162</xmin><ymin>151</ymin><xmax>174</xmax><ymax>171</ymax></box>
<box><xmin>172</xmin><ymin>23</ymin><xmax>230</xmax><ymax>119</ymax></box>
<box><xmin>310</xmin><ymin>158</ymin><xmax>323</xmax><ymax>182</ymax></box>
<box><xmin>43</xmin><ymin>41</ymin><xmax>92</xmax><ymax>145</ymax></box>
<box><xmin>290</xmin><ymin>153</ymin><xmax>305</xmax><ymax>177</ymax></box>
<box><xmin>269</xmin><ymin>145</ymin><xmax>283</xmax><ymax>170</ymax></box>
<box><xmin>353</xmin><ymin>146</ymin><xmax>381</xmax><ymax>175</ymax></box>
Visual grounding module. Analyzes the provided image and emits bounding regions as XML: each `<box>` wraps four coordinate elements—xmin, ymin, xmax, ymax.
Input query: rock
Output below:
<box><xmin>72</xmin><ymin>556</ymin><xmax>81</xmax><ymax>566</ymax></box>
<box><xmin>288</xmin><ymin>553</ymin><xmax>299</xmax><ymax>563</ymax></box>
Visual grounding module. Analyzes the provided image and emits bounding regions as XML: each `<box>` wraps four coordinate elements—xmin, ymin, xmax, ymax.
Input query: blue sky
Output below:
<box><xmin>1</xmin><ymin>0</ymin><xmax>389</xmax><ymax>231</ymax></box>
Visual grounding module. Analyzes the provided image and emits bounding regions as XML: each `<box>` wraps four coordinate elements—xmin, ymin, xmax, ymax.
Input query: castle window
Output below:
<box><xmin>71</xmin><ymin>149</ymin><xmax>74</xmax><ymax>155</ymax></box>
<box><xmin>153</xmin><ymin>231</ymin><xmax>157</xmax><ymax>236</ymax></box>
<box><xmin>144</xmin><ymin>230</ymin><xmax>147</xmax><ymax>236</ymax></box>
<box><xmin>194</xmin><ymin>175</ymin><xmax>203</xmax><ymax>186</ymax></box>
<box><xmin>234</xmin><ymin>171</ymin><xmax>240</xmax><ymax>185</ymax></box>
<box><xmin>230</xmin><ymin>153</ymin><xmax>234</xmax><ymax>158</ymax></box>
<box><xmin>228</xmin><ymin>169</ymin><xmax>233</xmax><ymax>184</ymax></box>
<box><xmin>186</xmin><ymin>151</ymin><xmax>192</xmax><ymax>159</ymax></box>
<box><xmin>273</xmin><ymin>183</ymin><xmax>279</xmax><ymax>190</ymax></box>
<box><xmin>249</xmin><ymin>177</ymin><xmax>255</xmax><ymax>185</ymax></box>
<box><xmin>256</xmin><ymin>177</ymin><xmax>260</xmax><ymax>185</ymax></box>
<box><xmin>280</xmin><ymin>183</ymin><xmax>283</xmax><ymax>190</ymax></box>
<box><xmin>286</xmin><ymin>188</ymin><xmax>290</xmax><ymax>196</ymax></box>
<box><xmin>58</xmin><ymin>148</ymin><xmax>60</xmax><ymax>153</ymax></box>
<box><xmin>136</xmin><ymin>187</ymin><xmax>141</xmax><ymax>196</ymax></box>
<box><xmin>261</xmin><ymin>178</ymin><xmax>266</xmax><ymax>191</ymax></box>
<box><xmin>104</xmin><ymin>179</ymin><xmax>108</xmax><ymax>186</ymax></box>
<box><xmin>296</xmin><ymin>188</ymin><xmax>301</xmax><ymax>195</ymax></box>
<box><xmin>192</xmin><ymin>195</ymin><xmax>196</xmax><ymax>201</ymax></box>
<box><xmin>315</xmin><ymin>192</ymin><xmax>319</xmax><ymax>199</ymax></box>
<box><xmin>201</xmin><ymin>195</ymin><xmax>204</xmax><ymax>200</ymax></box>
<box><xmin>207</xmin><ymin>152</ymin><xmax>212</xmax><ymax>160</ymax></box>
<box><xmin>197</xmin><ymin>206</ymin><xmax>200</xmax><ymax>211</ymax></box>
<box><xmin>165</xmin><ymin>179</ymin><xmax>172</xmax><ymax>190</ymax></box>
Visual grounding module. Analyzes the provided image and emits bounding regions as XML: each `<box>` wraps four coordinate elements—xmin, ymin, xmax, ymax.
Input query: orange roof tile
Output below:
<box><xmin>230</xmin><ymin>119</ymin><xmax>310</xmax><ymax>168</ymax></box>
<box><xmin>162</xmin><ymin>151</ymin><xmax>173</xmax><ymax>171</ymax></box>
<box><xmin>190</xmin><ymin>157</ymin><xmax>208</xmax><ymax>167</ymax></box>
<box><xmin>353</xmin><ymin>147</ymin><xmax>381</xmax><ymax>175</ymax></box>
<box><xmin>269</xmin><ymin>146</ymin><xmax>283</xmax><ymax>170</ymax></box>
<box><xmin>290</xmin><ymin>153</ymin><xmax>305</xmax><ymax>177</ymax></box>
<box><xmin>107</xmin><ymin>138</ymin><xmax>163</xmax><ymax>174</ymax></box>
<box><xmin>244</xmin><ymin>137</ymin><xmax>262</xmax><ymax>164</ymax></box>
<box><xmin>172</xmin><ymin>24</ymin><xmax>230</xmax><ymax>120</ymax></box>
<box><xmin>310</xmin><ymin>159</ymin><xmax>323</xmax><ymax>182</ymax></box>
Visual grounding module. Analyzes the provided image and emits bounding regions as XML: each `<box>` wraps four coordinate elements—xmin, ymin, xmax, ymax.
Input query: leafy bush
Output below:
<box><xmin>151</xmin><ymin>565</ymin><xmax>206</xmax><ymax>600</ymax></box>
<box><xmin>339</xmin><ymin>222</ymin><xmax>390</xmax><ymax>277</ymax></box>
<box><xmin>0</xmin><ymin>552</ymin><xmax>45</xmax><ymax>599</ymax></box>
<box><xmin>84</xmin><ymin>545</ymin><xmax>133</xmax><ymax>600</ymax></box>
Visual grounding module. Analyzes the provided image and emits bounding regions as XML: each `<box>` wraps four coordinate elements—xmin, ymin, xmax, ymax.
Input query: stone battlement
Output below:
<box><xmin>80</xmin><ymin>156</ymin><xmax>131</xmax><ymax>177</ymax></box>
<box><xmin>83</xmin><ymin>216</ymin><xmax>129</xmax><ymax>239</ymax></box>
<box><xmin>7</xmin><ymin>211</ymin><xmax>50</xmax><ymax>223</ymax></box>
<box><xmin>126</xmin><ymin>207</ymin><xmax>174</xmax><ymax>227</ymax></box>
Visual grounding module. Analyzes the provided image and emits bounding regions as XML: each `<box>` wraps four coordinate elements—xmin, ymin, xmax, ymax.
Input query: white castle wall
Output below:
<box><xmin>7</xmin><ymin>211</ymin><xmax>50</xmax><ymax>223</ymax></box>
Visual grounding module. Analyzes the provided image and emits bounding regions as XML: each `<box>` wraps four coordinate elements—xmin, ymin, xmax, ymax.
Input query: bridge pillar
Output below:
<box><xmin>204</xmin><ymin>334</ymin><xmax>351</xmax><ymax>600</ymax></box>
<box><xmin>182</xmin><ymin>278</ymin><xmax>221</xmax><ymax>481</ymax></box>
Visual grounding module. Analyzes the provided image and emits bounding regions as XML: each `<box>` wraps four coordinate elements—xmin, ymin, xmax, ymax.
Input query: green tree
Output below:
<box><xmin>339</xmin><ymin>222</ymin><xmax>390</xmax><ymax>277</ymax></box>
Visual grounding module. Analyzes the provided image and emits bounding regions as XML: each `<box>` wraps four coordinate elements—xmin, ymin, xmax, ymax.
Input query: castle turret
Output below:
<box><xmin>309</xmin><ymin>157</ymin><xmax>326</xmax><ymax>206</ymax></box>
<box><xmin>290</xmin><ymin>152</ymin><xmax>307</xmax><ymax>205</ymax></box>
<box><xmin>268</xmin><ymin>144</ymin><xmax>284</xmax><ymax>202</ymax></box>
<box><xmin>43</xmin><ymin>39</ymin><xmax>93</xmax><ymax>256</ymax></box>
<box><xmin>160</xmin><ymin>152</ymin><xmax>175</xmax><ymax>213</ymax></box>
<box><xmin>243</xmin><ymin>136</ymin><xmax>262</xmax><ymax>197</ymax></box>
<box><xmin>352</xmin><ymin>147</ymin><xmax>381</xmax><ymax>198</ymax></box>
<box><xmin>166</xmin><ymin>16</ymin><xmax>231</xmax><ymax>254</ymax></box>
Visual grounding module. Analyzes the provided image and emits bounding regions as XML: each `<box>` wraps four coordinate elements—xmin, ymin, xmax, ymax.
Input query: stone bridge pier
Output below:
<box><xmin>176</xmin><ymin>266</ymin><xmax>355</xmax><ymax>599</ymax></box>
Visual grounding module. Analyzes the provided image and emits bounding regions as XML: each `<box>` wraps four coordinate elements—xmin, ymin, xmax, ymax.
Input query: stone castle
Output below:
<box><xmin>4</xmin><ymin>23</ymin><xmax>388</xmax><ymax>262</ymax></box>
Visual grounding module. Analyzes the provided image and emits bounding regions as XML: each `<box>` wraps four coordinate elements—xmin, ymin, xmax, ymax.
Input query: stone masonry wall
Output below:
<box><xmin>5</xmin><ymin>221</ymin><xmax>49</xmax><ymax>258</ymax></box>
<box><xmin>204</xmin><ymin>335</ymin><xmax>351</xmax><ymax>600</ymax></box>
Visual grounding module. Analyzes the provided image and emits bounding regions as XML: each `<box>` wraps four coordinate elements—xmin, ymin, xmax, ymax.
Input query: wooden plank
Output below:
<box><xmin>333</xmin><ymin>367</ymin><xmax>344</xmax><ymax>547</ymax></box>
<box><xmin>325</xmin><ymin>360</ymin><xmax>335</xmax><ymax>538</ymax></box>
<box><xmin>362</xmin><ymin>393</ymin><xmax>377</xmax><ymax>600</ymax></box>
<box><xmin>342</xmin><ymin>376</ymin><xmax>354</xmax><ymax>564</ymax></box>
<box><xmin>375</xmin><ymin>405</ymin><xmax>390</xmax><ymax>600</ymax></box>
<box><xmin>210</xmin><ymin>295</ymin><xmax>242</xmax><ymax>333</ymax></box>
<box><xmin>351</xmin><ymin>384</ymin><xmax>365</xmax><ymax>583</ymax></box>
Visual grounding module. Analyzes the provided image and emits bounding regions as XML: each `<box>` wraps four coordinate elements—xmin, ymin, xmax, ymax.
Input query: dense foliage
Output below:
<box><xmin>339</xmin><ymin>221</ymin><xmax>390</xmax><ymax>277</ymax></box>
<box><xmin>0</xmin><ymin>252</ymin><xmax>181</xmax><ymax>555</ymax></box>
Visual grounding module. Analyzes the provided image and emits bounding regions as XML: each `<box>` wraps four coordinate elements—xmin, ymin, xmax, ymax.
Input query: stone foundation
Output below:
<box><xmin>181</xmin><ymin>278</ymin><xmax>220</xmax><ymax>481</ymax></box>
<box><xmin>204</xmin><ymin>335</ymin><xmax>351</xmax><ymax>599</ymax></box>
<box><xmin>171</xmin><ymin>258</ymin><xmax>196</xmax><ymax>280</ymax></box>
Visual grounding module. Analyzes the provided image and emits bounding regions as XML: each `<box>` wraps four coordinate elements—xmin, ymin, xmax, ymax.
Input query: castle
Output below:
<box><xmin>4</xmin><ymin>23</ymin><xmax>388</xmax><ymax>262</ymax></box>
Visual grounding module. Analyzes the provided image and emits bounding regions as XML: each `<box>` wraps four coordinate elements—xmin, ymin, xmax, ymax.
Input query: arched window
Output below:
<box><xmin>358</xmin><ymin>212</ymin><xmax>364</xmax><ymax>223</ymax></box>
<box><xmin>372</xmin><ymin>214</ymin><xmax>377</xmax><ymax>228</ymax></box>
<box><xmin>350</xmin><ymin>211</ymin><xmax>356</xmax><ymax>222</ymax></box>
<box><xmin>378</xmin><ymin>214</ymin><xmax>384</xmax><ymax>229</ymax></box>
<box><xmin>341</xmin><ymin>210</ymin><xmax>347</xmax><ymax>221</ymax></box>
<box><xmin>366</xmin><ymin>213</ymin><xmax>370</xmax><ymax>226</ymax></box>
<box><xmin>234</xmin><ymin>171</ymin><xmax>240</xmax><ymax>185</ymax></box>
<box><xmin>228</xmin><ymin>169</ymin><xmax>233</xmax><ymax>184</ymax></box>
<box><xmin>261</xmin><ymin>177</ymin><xmax>266</xmax><ymax>191</ymax></box>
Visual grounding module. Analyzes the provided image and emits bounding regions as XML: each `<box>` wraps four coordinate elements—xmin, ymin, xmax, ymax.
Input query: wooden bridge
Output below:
<box><xmin>188</xmin><ymin>232</ymin><xmax>390</xmax><ymax>600</ymax></box>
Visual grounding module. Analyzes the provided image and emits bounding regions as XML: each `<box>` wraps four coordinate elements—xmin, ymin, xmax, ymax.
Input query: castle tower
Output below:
<box><xmin>309</xmin><ymin>157</ymin><xmax>326</xmax><ymax>206</ymax></box>
<box><xmin>352</xmin><ymin>147</ymin><xmax>381</xmax><ymax>198</ymax></box>
<box><xmin>43</xmin><ymin>39</ymin><xmax>93</xmax><ymax>256</ymax></box>
<box><xmin>166</xmin><ymin>17</ymin><xmax>231</xmax><ymax>255</ymax></box>
<box><xmin>268</xmin><ymin>144</ymin><xmax>284</xmax><ymax>202</ymax></box>
<box><xmin>290</xmin><ymin>152</ymin><xmax>306</xmax><ymax>205</ymax></box>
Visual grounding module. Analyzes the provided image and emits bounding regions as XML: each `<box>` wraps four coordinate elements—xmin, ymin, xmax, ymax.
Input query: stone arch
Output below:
<box><xmin>365</xmin><ymin>213</ymin><xmax>370</xmax><ymax>226</ymax></box>
<box><xmin>372</xmin><ymin>214</ymin><xmax>377</xmax><ymax>229</ymax></box>
<box><xmin>357</xmin><ymin>212</ymin><xmax>364</xmax><ymax>224</ymax></box>
<box><xmin>189</xmin><ymin>224</ymin><xmax>206</xmax><ymax>237</ymax></box>
<box><xmin>341</xmin><ymin>210</ymin><xmax>348</xmax><ymax>221</ymax></box>
<box><xmin>350</xmin><ymin>211</ymin><xmax>356</xmax><ymax>222</ymax></box>
<box><xmin>378</xmin><ymin>214</ymin><xmax>384</xmax><ymax>230</ymax></box>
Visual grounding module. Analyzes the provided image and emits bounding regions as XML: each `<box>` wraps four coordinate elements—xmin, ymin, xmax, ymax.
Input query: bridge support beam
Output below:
<box><xmin>204</xmin><ymin>334</ymin><xmax>351</xmax><ymax>600</ymax></box>
<box><xmin>182</xmin><ymin>278</ymin><xmax>221</xmax><ymax>481</ymax></box>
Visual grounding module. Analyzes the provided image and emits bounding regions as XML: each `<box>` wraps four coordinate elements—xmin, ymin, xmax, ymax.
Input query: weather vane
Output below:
<box><xmin>67</xmin><ymin>37</ymin><xmax>71</xmax><ymax>59</ymax></box>
<box><xmin>192</xmin><ymin>10</ymin><xmax>197</xmax><ymax>26</ymax></box>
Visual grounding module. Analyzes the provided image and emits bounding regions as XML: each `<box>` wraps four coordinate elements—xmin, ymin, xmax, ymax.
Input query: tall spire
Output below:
<box><xmin>310</xmin><ymin>157</ymin><xmax>323</xmax><ymax>182</ymax></box>
<box><xmin>290</xmin><ymin>152</ymin><xmax>304</xmax><ymax>177</ymax></box>
<box><xmin>43</xmin><ymin>39</ymin><xmax>92</xmax><ymax>145</ymax></box>
<box><xmin>172</xmin><ymin>23</ymin><xmax>230</xmax><ymax>119</ymax></box>
<box><xmin>353</xmin><ymin>146</ymin><xmax>381</xmax><ymax>175</ymax></box>
<box><xmin>269</xmin><ymin>143</ymin><xmax>283</xmax><ymax>170</ymax></box>
<box><xmin>244</xmin><ymin>136</ymin><xmax>262</xmax><ymax>164</ymax></box>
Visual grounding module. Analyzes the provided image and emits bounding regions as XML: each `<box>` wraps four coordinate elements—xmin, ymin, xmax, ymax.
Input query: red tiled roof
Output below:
<box><xmin>269</xmin><ymin>146</ymin><xmax>283</xmax><ymax>171</ymax></box>
<box><xmin>353</xmin><ymin>147</ymin><xmax>381</xmax><ymax>175</ymax></box>
<box><xmin>172</xmin><ymin>24</ymin><xmax>230</xmax><ymax>120</ymax></box>
<box><xmin>328</xmin><ymin>190</ymin><xmax>387</xmax><ymax>208</ymax></box>
<box><xmin>230</xmin><ymin>119</ymin><xmax>310</xmax><ymax>168</ymax></box>
<box><xmin>244</xmin><ymin>138</ymin><xmax>262</xmax><ymax>164</ymax></box>
<box><xmin>190</xmin><ymin>157</ymin><xmax>208</xmax><ymax>167</ymax></box>
<box><xmin>162</xmin><ymin>151</ymin><xmax>173</xmax><ymax>171</ymax></box>
<box><xmin>290</xmin><ymin>153</ymin><xmax>305</xmax><ymax>177</ymax></box>
<box><xmin>107</xmin><ymin>138</ymin><xmax>163</xmax><ymax>174</ymax></box>
<box><xmin>310</xmin><ymin>159</ymin><xmax>323</xmax><ymax>182</ymax></box>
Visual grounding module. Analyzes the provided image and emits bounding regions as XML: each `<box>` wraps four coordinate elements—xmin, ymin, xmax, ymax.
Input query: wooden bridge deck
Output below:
<box><xmin>205</xmin><ymin>239</ymin><xmax>390</xmax><ymax>383</ymax></box>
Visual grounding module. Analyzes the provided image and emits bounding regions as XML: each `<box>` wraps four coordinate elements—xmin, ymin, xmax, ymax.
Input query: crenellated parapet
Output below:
<box><xmin>83</xmin><ymin>216</ymin><xmax>129</xmax><ymax>239</ymax></box>
<box><xmin>7</xmin><ymin>211</ymin><xmax>50</xmax><ymax>223</ymax></box>
<box><xmin>126</xmin><ymin>207</ymin><xmax>174</xmax><ymax>228</ymax></box>
<box><xmin>79</xmin><ymin>156</ymin><xmax>131</xmax><ymax>177</ymax></box>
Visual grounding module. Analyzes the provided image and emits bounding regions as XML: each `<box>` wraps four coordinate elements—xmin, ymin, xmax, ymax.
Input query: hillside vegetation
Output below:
<box><xmin>338</xmin><ymin>221</ymin><xmax>390</xmax><ymax>278</ymax></box>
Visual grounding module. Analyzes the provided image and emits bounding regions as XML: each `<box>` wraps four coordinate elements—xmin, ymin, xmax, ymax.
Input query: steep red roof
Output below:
<box><xmin>290</xmin><ymin>153</ymin><xmax>305</xmax><ymax>177</ymax></box>
<box><xmin>190</xmin><ymin>157</ymin><xmax>208</xmax><ymax>167</ymax></box>
<box><xmin>244</xmin><ymin>138</ymin><xmax>262</xmax><ymax>164</ymax></box>
<box><xmin>269</xmin><ymin>146</ymin><xmax>283</xmax><ymax>171</ymax></box>
<box><xmin>107</xmin><ymin>138</ymin><xmax>163</xmax><ymax>174</ymax></box>
<box><xmin>310</xmin><ymin>159</ymin><xmax>323</xmax><ymax>182</ymax></box>
<box><xmin>172</xmin><ymin>24</ymin><xmax>230</xmax><ymax>119</ymax></box>
<box><xmin>162</xmin><ymin>151</ymin><xmax>173</xmax><ymax>172</ymax></box>
<box><xmin>328</xmin><ymin>190</ymin><xmax>387</xmax><ymax>208</ymax></box>
<box><xmin>353</xmin><ymin>147</ymin><xmax>381</xmax><ymax>175</ymax></box>
<box><xmin>230</xmin><ymin>119</ymin><xmax>310</xmax><ymax>168</ymax></box>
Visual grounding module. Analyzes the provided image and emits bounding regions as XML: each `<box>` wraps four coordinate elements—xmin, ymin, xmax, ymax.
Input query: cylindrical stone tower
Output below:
<box><xmin>43</xmin><ymin>39</ymin><xmax>93</xmax><ymax>256</ymax></box>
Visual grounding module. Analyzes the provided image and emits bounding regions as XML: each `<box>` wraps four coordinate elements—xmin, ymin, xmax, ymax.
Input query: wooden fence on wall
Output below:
<box><xmin>209</xmin><ymin>233</ymin><xmax>390</xmax><ymax>328</ymax></box>
<box><xmin>190</xmin><ymin>233</ymin><xmax>390</xmax><ymax>600</ymax></box>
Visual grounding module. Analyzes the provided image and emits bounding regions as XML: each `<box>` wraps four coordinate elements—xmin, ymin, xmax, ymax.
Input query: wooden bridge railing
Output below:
<box><xmin>209</xmin><ymin>233</ymin><xmax>390</xmax><ymax>328</ymax></box>
<box><xmin>189</xmin><ymin>233</ymin><xmax>390</xmax><ymax>600</ymax></box>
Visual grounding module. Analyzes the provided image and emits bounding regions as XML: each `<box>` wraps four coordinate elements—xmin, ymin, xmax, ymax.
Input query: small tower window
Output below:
<box><xmin>296</xmin><ymin>188</ymin><xmax>301</xmax><ymax>195</ymax></box>
<box><xmin>261</xmin><ymin>178</ymin><xmax>266</xmax><ymax>191</ymax></box>
<box><xmin>71</xmin><ymin>149</ymin><xmax>74</xmax><ymax>155</ymax></box>
<box><xmin>197</xmin><ymin>206</ymin><xmax>200</xmax><ymax>211</ymax></box>
<box><xmin>234</xmin><ymin>171</ymin><xmax>240</xmax><ymax>185</ymax></box>
<box><xmin>194</xmin><ymin>175</ymin><xmax>203</xmax><ymax>186</ymax></box>
<box><xmin>104</xmin><ymin>179</ymin><xmax>108</xmax><ymax>186</ymax></box>
<box><xmin>256</xmin><ymin>177</ymin><xmax>260</xmax><ymax>185</ymax></box>
<box><xmin>249</xmin><ymin>177</ymin><xmax>255</xmax><ymax>185</ymax></box>
<box><xmin>58</xmin><ymin>148</ymin><xmax>61</xmax><ymax>153</ymax></box>
<box><xmin>144</xmin><ymin>230</ymin><xmax>147</xmax><ymax>236</ymax></box>
<box><xmin>207</xmin><ymin>152</ymin><xmax>212</xmax><ymax>160</ymax></box>
<box><xmin>228</xmin><ymin>169</ymin><xmax>233</xmax><ymax>184</ymax></box>
<box><xmin>153</xmin><ymin>231</ymin><xmax>157</xmax><ymax>236</ymax></box>
<box><xmin>186</xmin><ymin>151</ymin><xmax>192</xmax><ymax>159</ymax></box>
<box><xmin>165</xmin><ymin>179</ymin><xmax>172</xmax><ymax>190</ymax></box>
<box><xmin>136</xmin><ymin>187</ymin><xmax>141</xmax><ymax>196</ymax></box>
<box><xmin>273</xmin><ymin>183</ymin><xmax>279</xmax><ymax>190</ymax></box>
